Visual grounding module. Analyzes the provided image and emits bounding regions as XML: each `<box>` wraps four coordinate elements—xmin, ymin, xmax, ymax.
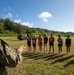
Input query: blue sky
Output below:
<box><xmin>0</xmin><ymin>0</ymin><xmax>74</xmax><ymax>32</ymax></box>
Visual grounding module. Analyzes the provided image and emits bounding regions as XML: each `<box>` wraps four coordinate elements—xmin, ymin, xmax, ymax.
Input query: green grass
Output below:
<box><xmin>1</xmin><ymin>36</ymin><xmax>74</xmax><ymax>75</ymax></box>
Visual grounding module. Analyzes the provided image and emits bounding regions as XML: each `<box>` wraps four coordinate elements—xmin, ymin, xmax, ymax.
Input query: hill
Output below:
<box><xmin>0</xmin><ymin>18</ymin><xmax>74</xmax><ymax>36</ymax></box>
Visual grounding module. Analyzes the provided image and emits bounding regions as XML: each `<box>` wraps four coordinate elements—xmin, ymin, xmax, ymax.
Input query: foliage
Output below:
<box><xmin>0</xmin><ymin>18</ymin><xmax>74</xmax><ymax>36</ymax></box>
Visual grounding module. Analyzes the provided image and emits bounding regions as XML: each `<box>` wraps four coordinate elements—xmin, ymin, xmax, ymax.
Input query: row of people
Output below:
<box><xmin>27</xmin><ymin>34</ymin><xmax>71</xmax><ymax>54</ymax></box>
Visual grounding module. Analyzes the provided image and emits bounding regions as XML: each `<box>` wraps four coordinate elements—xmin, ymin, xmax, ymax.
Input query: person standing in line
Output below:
<box><xmin>49</xmin><ymin>34</ymin><xmax>55</xmax><ymax>53</ymax></box>
<box><xmin>57</xmin><ymin>35</ymin><xmax>63</xmax><ymax>54</ymax></box>
<box><xmin>38</xmin><ymin>35</ymin><xmax>42</xmax><ymax>53</ymax></box>
<box><xmin>65</xmin><ymin>35</ymin><xmax>71</xmax><ymax>53</ymax></box>
<box><xmin>27</xmin><ymin>35</ymin><xmax>32</xmax><ymax>52</ymax></box>
<box><xmin>44</xmin><ymin>34</ymin><xmax>48</xmax><ymax>53</ymax></box>
<box><xmin>32</xmin><ymin>36</ymin><xmax>37</xmax><ymax>53</ymax></box>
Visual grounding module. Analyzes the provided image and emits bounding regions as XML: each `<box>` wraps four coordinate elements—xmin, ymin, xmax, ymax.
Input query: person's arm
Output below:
<box><xmin>54</xmin><ymin>37</ymin><xmax>55</xmax><ymax>42</ymax></box>
<box><xmin>65</xmin><ymin>39</ymin><xmax>67</xmax><ymax>46</ymax></box>
<box><xmin>47</xmin><ymin>37</ymin><xmax>48</xmax><ymax>43</ymax></box>
<box><xmin>62</xmin><ymin>39</ymin><xmax>63</xmax><ymax>45</ymax></box>
<box><xmin>0</xmin><ymin>39</ymin><xmax>9</xmax><ymax>55</ymax></box>
<box><xmin>17</xmin><ymin>45</ymin><xmax>26</xmax><ymax>54</ymax></box>
<box><xmin>70</xmin><ymin>39</ymin><xmax>71</xmax><ymax>46</ymax></box>
<box><xmin>1</xmin><ymin>39</ymin><xmax>9</xmax><ymax>46</ymax></box>
<box><xmin>41</xmin><ymin>38</ymin><xmax>42</xmax><ymax>42</ymax></box>
<box><xmin>15</xmin><ymin>45</ymin><xmax>26</xmax><ymax>64</ymax></box>
<box><xmin>57</xmin><ymin>38</ymin><xmax>58</xmax><ymax>41</ymax></box>
<box><xmin>49</xmin><ymin>38</ymin><xmax>50</xmax><ymax>43</ymax></box>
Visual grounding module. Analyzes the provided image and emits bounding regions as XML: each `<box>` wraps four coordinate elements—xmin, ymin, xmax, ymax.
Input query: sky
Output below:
<box><xmin>0</xmin><ymin>0</ymin><xmax>74</xmax><ymax>32</ymax></box>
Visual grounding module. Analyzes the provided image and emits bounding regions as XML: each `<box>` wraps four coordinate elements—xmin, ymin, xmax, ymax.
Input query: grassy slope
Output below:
<box><xmin>1</xmin><ymin>36</ymin><xmax>74</xmax><ymax>75</ymax></box>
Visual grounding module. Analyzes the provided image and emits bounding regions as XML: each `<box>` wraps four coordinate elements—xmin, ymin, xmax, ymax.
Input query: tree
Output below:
<box><xmin>4</xmin><ymin>18</ymin><xmax>11</xmax><ymax>30</ymax></box>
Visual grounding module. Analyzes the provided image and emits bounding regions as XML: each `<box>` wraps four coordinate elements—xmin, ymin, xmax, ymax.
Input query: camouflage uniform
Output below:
<box><xmin>0</xmin><ymin>38</ymin><xmax>23</xmax><ymax>74</ymax></box>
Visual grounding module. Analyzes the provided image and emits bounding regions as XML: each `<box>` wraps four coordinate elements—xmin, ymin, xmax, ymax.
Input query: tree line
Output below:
<box><xmin>0</xmin><ymin>18</ymin><xmax>74</xmax><ymax>36</ymax></box>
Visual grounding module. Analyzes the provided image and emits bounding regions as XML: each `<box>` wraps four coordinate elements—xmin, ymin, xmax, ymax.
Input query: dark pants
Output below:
<box><xmin>0</xmin><ymin>63</ymin><xmax>7</xmax><ymax>75</ymax></box>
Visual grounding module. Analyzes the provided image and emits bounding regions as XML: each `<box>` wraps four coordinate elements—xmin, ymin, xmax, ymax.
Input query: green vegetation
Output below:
<box><xmin>1</xmin><ymin>37</ymin><xmax>74</xmax><ymax>75</ymax></box>
<box><xmin>0</xmin><ymin>18</ymin><xmax>74</xmax><ymax>37</ymax></box>
<box><xmin>0</xmin><ymin>18</ymin><xmax>74</xmax><ymax>75</ymax></box>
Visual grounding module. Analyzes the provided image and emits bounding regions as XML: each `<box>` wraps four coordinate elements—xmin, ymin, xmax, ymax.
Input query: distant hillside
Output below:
<box><xmin>0</xmin><ymin>18</ymin><xmax>74</xmax><ymax>36</ymax></box>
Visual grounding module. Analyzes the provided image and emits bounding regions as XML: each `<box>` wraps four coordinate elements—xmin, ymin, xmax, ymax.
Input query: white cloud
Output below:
<box><xmin>14</xmin><ymin>19</ymin><xmax>21</xmax><ymax>23</ymax></box>
<box><xmin>21</xmin><ymin>22</ymin><xmax>34</xmax><ymax>27</ymax></box>
<box><xmin>14</xmin><ymin>19</ymin><xmax>34</xmax><ymax>27</ymax></box>
<box><xmin>63</xmin><ymin>29</ymin><xmax>74</xmax><ymax>32</ymax></box>
<box><xmin>39</xmin><ymin>12</ymin><xmax>52</xmax><ymax>18</ymax></box>
<box><xmin>43</xmin><ymin>18</ymin><xmax>48</xmax><ymax>22</ymax></box>
<box><xmin>3</xmin><ymin>12</ymin><xmax>13</xmax><ymax>18</ymax></box>
<box><xmin>38</xmin><ymin>12</ymin><xmax>52</xmax><ymax>22</ymax></box>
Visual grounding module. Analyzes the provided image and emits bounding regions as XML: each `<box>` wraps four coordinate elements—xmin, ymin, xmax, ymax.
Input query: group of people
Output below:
<box><xmin>27</xmin><ymin>34</ymin><xmax>71</xmax><ymax>54</ymax></box>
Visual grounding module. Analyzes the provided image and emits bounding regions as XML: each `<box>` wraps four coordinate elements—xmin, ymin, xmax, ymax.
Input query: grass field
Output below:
<box><xmin>1</xmin><ymin>36</ymin><xmax>74</xmax><ymax>75</ymax></box>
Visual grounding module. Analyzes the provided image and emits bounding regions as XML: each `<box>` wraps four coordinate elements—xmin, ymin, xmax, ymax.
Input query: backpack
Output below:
<box><xmin>0</xmin><ymin>38</ymin><xmax>23</xmax><ymax>67</ymax></box>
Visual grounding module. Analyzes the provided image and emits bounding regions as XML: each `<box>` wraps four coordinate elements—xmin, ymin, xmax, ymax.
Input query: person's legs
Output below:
<box><xmin>44</xmin><ymin>44</ymin><xmax>46</xmax><ymax>53</ymax></box>
<box><xmin>39</xmin><ymin>45</ymin><xmax>41</xmax><ymax>53</ymax></box>
<box><xmin>69</xmin><ymin>46</ymin><xmax>70</xmax><ymax>53</ymax></box>
<box><xmin>40</xmin><ymin>45</ymin><xmax>42</xmax><ymax>53</ymax></box>
<box><xmin>33</xmin><ymin>44</ymin><xmax>36</xmax><ymax>53</ymax></box>
<box><xmin>30</xmin><ymin>46</ymin><xmax>32</xmax><ymax>52</ymax></box>
<box><xmin>68</xmin><ymin>46</ymin><xmax>70</xmax><ymax>53</ymax></box>
<box><xmin>60</xmin><ymin>46</ymin><xmax>62</xmax><ymax>53</ymax></box>
<box><xmin>34</xmin><ymin>47</ymin><xmax>36</xmax><ymax>52</ymax></box>
<box><xmin>66</xmin><ymin>46</ymin><xmax>68</xmax><ymax>53</ymax></box>
<box><xmin>33</xmin><ymin>46</ymin><xmax>36</xmax><ymax>53</ymax></box>
<box><xmin>28</xmin><ymin>46</ymin><xmax>31</xmax><ymax>52</ymax></box>
<box><xmin>44</xmin><ymin>43</ymin><xmax>48</xmax><ymax>53</ymax></box>
<box><xmin>46</xmin><ymin>44</ymin><xmax>48</xmax><ymax>53</ymax></box>
<box><xmin>49</xmin><ymin>45</ymin><xmax>51</xmax><ymax>53</ymax></box>
<box><xmin>59</xmin><ymin>46</ymin><xmax>62</xmax><ymax>53</ymax></box>
<box><xmin>39</xmin><ymin>46</ymin><xmax>41</xmax><ymax>53</ymax></box>
<box><xmin>58</xmin><ymin>46</ymin><xmax>60</xmax><ymax>53</ymax></box>
<box><xmin>28</xmin><ymin>46</ymin><xmax>29</xmax><ymax>51</ymax></box>
<box><xmin>52</xmin><ymin>45</ymin><xmax>54</xmax><ymax>53</ymax></box>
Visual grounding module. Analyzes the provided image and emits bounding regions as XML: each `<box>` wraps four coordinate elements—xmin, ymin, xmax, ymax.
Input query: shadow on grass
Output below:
<box><xmin>34</xmin><ymin>53</ymin><xmax>58</xmax><ymax>60</ymax></box>
<box><xmin>51</xmin><ymin>54</ymin><xmax>74</xmax><ymax>64</ymax></box>
<box><xmin>64</xmin><ymin>60</ymin><xmax>74</xmax><ymax>67</ymax></box>
<box><xmin>45</xmin><ymin>54</ymin><xmax>66</xmax><ymax>61</ymax></box>
<box><xmin>23</xmin><ymin>52</ymin><xmax>64</xmax><ymax>60</ymax></box>
<box><xmin>23</xmin><ymin>52</ymin><xmax>43</xmax><ymax>58</ymax></box>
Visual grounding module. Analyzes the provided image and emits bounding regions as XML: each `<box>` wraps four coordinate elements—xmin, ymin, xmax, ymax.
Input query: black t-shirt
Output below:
<box><xmin>66</xmin><ymin>39</ymin><xmax>71</xmax><ymax>46</ymax></box>
<box><xmin>44</xmin><ymin>37</ymin><xmax>48</xmax><ymax>43</ymax></box>
<box><xmin>27</xmin><ymin>37</ymin><xmax>31</xmax><ymax>46</ymax></box>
